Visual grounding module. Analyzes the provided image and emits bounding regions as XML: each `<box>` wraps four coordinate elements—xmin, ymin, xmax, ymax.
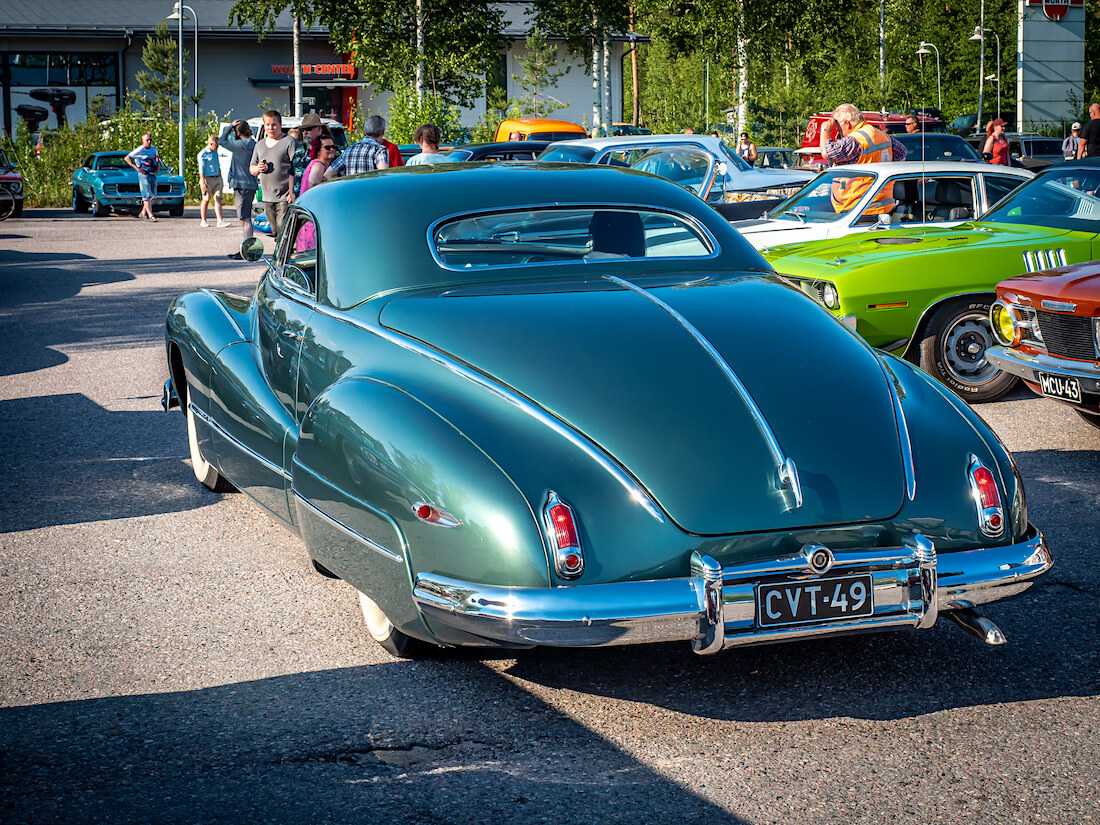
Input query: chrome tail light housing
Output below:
<box><xmin>543</xmin><ymin>491</ymin><xmax>584</xmax><ymax>580</ymax></box>
<box><xmin>968</xmin><ymin>455</ymin><xmax>1005</xmax><ymax>538</ymax></box>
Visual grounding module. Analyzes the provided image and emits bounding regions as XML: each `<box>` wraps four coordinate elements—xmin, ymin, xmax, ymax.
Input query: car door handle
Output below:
<box><xmin>281</xmin><ymin>329</ymin><xmax>305</xmax><ymax>342</ymax></box>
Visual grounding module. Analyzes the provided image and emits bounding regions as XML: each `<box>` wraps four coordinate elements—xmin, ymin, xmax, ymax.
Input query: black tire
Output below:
<box><xmin>185</xmin><ymin>399</ymin><xmax>234</xmax><ymax>493</ymax></box>
<box><xmin>92</xmin><ymin>196</ymin><xmax>111</xmax><ymax>217</ymax></box>
<box><xmin>168</xmin><ymin>201</ymin><xmax>184</xmax><ymax>217</ymax></box>
<box><xmin>357</xmin><ymin>591</ymin><xmax>435</xmax><ymax>658</ymax></box>
<box><xmin>0</xmin><ymin>190</ymin><xmax>13</xmax><ymax>221</ymax></box>
<box><xmin>73</xmin><ymin>187</ymin><xmax>89</xmax><ymax>214</ymax></box>
<box><xmin>1075</xmin><ymin>409</ymin><xmax>1100</xmax><ymax>431</ymax></box>
<box><xmin>918</xmin><ymin>300</ymin><xmax>1017</xmax><ymax>402</ymax></box>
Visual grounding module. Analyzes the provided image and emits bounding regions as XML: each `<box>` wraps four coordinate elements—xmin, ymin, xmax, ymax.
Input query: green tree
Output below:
<box><xmin>229</xmin><ymin>0</ymin><xmax>505</xmax><ymax>106</ymax></box>
<box><xmin>513</xmin><ymin>28</ymin><xmax>570</xmax><ymax>117</ymax></box>
<box><xmin>134</xmin><ymin>21</ymin><xmax>204</xmax><ymax>119</ymax></box>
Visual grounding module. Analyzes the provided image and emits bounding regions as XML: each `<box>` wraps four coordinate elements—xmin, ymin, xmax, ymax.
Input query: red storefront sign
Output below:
<box><xmin>271</xmin><ymin>63</ymin><xmax>356</xmax><ymax>77</ymax></box>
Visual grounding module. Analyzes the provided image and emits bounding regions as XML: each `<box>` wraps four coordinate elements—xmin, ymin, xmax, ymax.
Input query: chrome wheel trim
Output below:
<box><xmin>941</xmin><ymin>310</ymin><xmax>998</xmax><ymax>385</ymax></box>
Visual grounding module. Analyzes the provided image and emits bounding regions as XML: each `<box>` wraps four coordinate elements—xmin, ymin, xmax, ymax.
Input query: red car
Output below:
<box><xmin>0</xmin><ymin>146</ymin><xmax>24</xmax><ymax>217</ymax></box>
<box><xmin>987</xmin><ymin>262</ymin><xmax>1100</xmax><ymax>430</ymax></box>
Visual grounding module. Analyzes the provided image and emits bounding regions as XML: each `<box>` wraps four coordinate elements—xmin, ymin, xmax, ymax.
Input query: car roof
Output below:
<box><xmin>814</xmin><ymin>161</ymin><xmax>1031</xmax><ymax>176</ymax></box>
<box><xmin>298</xmin><ymin>161</ymin><xmax>748</xmax><ymax>307</ymax></box>
<box><xmin>547</xmin><ymin>134</ymin><xmax>732</xmax><ymax>151</ymax></box>
<box><xmin>245</xmin><ymin>115</ymin><xmax>344</xmax><ymax>129</ymax></box>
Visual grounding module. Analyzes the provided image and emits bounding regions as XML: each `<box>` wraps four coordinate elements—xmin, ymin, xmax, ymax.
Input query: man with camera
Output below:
<box><xmin>249</xmin><ymin>110</ymin><xmax>297</xmax><ymax>237</ymax></box>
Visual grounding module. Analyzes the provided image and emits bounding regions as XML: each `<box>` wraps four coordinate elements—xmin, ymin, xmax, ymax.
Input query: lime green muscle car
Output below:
<box><xmin>162</xmin><ymin>162</ymin><xmax>1050</xmax><ymax>657</ymax></box>
<box><xmin>761</xmin><ymin>162</ymin><xmax>1100</xmax><ymax>402</ymax></box>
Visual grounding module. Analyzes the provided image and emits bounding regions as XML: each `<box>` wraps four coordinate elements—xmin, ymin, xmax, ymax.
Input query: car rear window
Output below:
<box><xmin>537</xmin><ymin>146</ymin><xmax>598</xmax><ymax>163</ymax></box>
<box><xmin>432</xmin><ymin>207</ymin><xmax>715</xmax><ymax>269</ymax></box>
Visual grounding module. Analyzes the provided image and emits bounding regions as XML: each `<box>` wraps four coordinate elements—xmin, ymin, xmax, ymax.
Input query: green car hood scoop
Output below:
<box><xmin>380</xmin><ymin>274</ymin><xmax>906</xmax><ymax>535</ymax></box>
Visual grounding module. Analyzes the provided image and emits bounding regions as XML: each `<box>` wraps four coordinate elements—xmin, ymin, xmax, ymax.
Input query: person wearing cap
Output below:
<box><xmin>984</xmin><ymin>118</ymin><xmax>1009</xmax><ymax>165</ymax></box>
<box><xmin>1078</xmin><ymin>103</ymin><xmax>1100</xmax><ymax>159</ymax></box>
<box><xmin>1062</xmin><ymin>123</ymin><xmax>1082</xmax><ymax>160</ymax></box>
<box><xmin>292</xmin><ymin>112</ymin><xmax>330</xmax><ymax>196</ymax></box>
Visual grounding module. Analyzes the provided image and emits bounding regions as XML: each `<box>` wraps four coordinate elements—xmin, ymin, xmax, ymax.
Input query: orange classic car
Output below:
<box><xmin>987</xmin><ymin>261</ymin><xmax>1100</xmax><ymax>430</ymax></box>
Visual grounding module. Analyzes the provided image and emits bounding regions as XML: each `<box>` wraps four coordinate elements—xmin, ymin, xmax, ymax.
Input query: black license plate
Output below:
<box><xmin>757</xmin><ymin>574</ymin><xmax>874</xmax><ymax>628</ymax></box>
<box><xmin>1037</xmin><ymin>372</ymin><xmax>1082</xmax><ymax>404</ymax></box>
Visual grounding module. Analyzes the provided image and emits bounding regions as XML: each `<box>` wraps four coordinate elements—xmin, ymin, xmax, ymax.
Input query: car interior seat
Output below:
<box><xmin>935</xmin><ymin>180</ymin><xmax>973</xmax><ymax>221</ymax></box>
<box><xmin>890</xmin><ymin>180</ymin><xmax>918</xmax><ymax>222</ymax></box>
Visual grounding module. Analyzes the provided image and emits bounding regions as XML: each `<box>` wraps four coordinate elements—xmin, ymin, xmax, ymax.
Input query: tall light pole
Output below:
<box><xmin>167</xmin><ymin>6</ymin><xmax>183</xmax><ymax>176</ymax></box>
<box><xmin>916</xmin><ymin>42</ymin><xmax>941</xmax><ymax>112</ymax></box>
<box><xmin>971</xmin><ymin>26</ymin><xmax>1001</xmax><ymax>121</ymax></box>
<box><xmin>168</xmin><ymin>3</ymin><xmax>198</xmax><ymax>120</ymax></box>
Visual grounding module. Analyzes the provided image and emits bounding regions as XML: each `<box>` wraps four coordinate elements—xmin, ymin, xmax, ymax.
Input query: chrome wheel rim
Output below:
<box><xmin>941</xmin><ymin>310</ymin><xmax>998</xmax><ymax>385</ymax></box>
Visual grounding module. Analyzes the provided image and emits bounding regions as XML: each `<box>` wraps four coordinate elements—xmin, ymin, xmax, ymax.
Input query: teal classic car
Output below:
<box><xmin>163</xmin><ymin>162</ymin><xmax>1050</xmax><ymax>657</ymax></box>
<box><xmin>762</xmin><ymin>162</ymin><xmax>1100</xmax><ymax>402</ymax></box>
<box><xmin>71</xmin><ymin>151</ymin><xmax>185</xmax><ymax>217</ymax></box>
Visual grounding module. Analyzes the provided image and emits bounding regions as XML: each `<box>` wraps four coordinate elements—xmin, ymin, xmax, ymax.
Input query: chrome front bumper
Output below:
<box><xmin>412</xmin><ymin>527</ymin><xmax>1051</xmax><ymax>654</ymax></box>
<box><xmin>987</xmin><ymin>346</ymin><xmax>1100</xmax><ymax>394</ymax></box>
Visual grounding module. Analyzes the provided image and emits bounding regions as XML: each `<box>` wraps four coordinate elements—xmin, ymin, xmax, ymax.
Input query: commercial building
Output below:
<box><xmin>0</xmin><ymin>0</ymin><xmax>632</xmax><ymax>136</ymax></box>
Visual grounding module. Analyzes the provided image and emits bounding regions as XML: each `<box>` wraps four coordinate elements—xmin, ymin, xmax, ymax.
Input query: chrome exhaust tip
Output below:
<box><xmin>947</xmin><ymin>607</ymin><xmax>1007</xmax><ymax>646</ymax></box>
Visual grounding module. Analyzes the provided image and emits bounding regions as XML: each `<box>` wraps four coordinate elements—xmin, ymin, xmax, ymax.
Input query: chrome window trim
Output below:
<box><xmin>296</xmin><ymin>296</ymin><xmax>667</xmax><ymax>524</ymax></box>
<box><xmin>189</xmin><ymin>402</ymin><xmax>292</xmax><ymax>481</ymax></box>
<box><xmin>603</xmin><ymin>274</ymin><xmax>803</xmax><ymax>511</ymax></box>
<box><xmin>426</xmin><ymin>202</ymin><xmax>721</xmax><ymax>273</ymax></box>
<box><xmin>293</xmin><ymin>491</ymin><xmax>403</xmax><ymax>563</ymax></box>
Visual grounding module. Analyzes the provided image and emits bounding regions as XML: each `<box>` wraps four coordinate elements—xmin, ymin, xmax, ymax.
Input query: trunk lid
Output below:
<box><xmin>380</xmin><ymin>273</ymin><xmax>906</xmax><ymax>535</ymax></box>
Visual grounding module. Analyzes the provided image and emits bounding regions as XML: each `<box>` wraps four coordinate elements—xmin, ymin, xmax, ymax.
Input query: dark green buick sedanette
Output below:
<box><xmin>162</xmin><ymin>162</ymin><xmax>1051</xmax><ymax>657</ymax></box>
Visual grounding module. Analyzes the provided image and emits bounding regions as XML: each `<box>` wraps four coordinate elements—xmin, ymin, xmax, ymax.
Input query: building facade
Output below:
<box><xmin>0</xmin><ymin>0</ymin><xmax>628</xmax><ymax>136</ymax></box>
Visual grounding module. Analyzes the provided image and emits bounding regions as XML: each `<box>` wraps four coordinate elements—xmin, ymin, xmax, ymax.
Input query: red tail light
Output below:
<box><xmin>544</xmin><ymin>492</ymin><xmax>583</xmax><ymax>579</ymax></box>
<box><xmin>968</xmin><ymin>456</ymin><xmax>1004</xmax><ymax>537</ymax></box>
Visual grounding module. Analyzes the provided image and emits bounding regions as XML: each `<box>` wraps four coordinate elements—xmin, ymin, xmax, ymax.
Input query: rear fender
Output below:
<box><xmin>166</xmin><ymin>289</ymin><xmax>251</xmax><ymax>415</ymax></box>
<box><xmin>292</xmin><ymin>377</ymin><xmax>550</xmax><ymax>642</ymax></box>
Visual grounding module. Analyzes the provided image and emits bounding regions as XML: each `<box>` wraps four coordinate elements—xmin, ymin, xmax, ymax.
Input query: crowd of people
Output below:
<box><xmin>121</xmin><ymin>101</ymin><xmax>1099</xmax><ymax>252</ymax></box>
<box><xmin>122</xmin><ymin>111</ymin><xmax>446</xmax><ymax>259</ymax></box>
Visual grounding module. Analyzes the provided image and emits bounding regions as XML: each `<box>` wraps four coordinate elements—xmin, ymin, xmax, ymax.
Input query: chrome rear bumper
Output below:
<box><xmin>412</xmin><ymin>526</ymin><xmax>1051</xmax><ymax>654</ymax></box>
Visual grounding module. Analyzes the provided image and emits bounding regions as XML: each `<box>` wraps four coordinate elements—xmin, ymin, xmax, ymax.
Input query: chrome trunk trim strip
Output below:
<box><xmin>602</xmin><ymin>274</ymin><xmax>803</xmax><ymax>511</ymax></box>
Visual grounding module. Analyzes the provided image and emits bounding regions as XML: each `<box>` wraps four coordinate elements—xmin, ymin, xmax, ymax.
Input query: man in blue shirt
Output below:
<box><xmin>124</xmin><ymin>132</ymin><xmax>160</xmax><ymax>222</ymax></box>
<box><xmin>197</xmin><ymin>135</ymin><xmax>230</xmax><ymax>228</ymax></box>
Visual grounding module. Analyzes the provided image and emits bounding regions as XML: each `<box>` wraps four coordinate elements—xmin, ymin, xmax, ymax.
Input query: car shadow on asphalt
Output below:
<box><xmin>0</xmin><ymin>393</ymin><xmax>219</xmax><ymax>532</ymax></box>
<box><xmin>0</xmin><ymin>660</ymin><xmax>749</xmax><ymax>825</ymax></box>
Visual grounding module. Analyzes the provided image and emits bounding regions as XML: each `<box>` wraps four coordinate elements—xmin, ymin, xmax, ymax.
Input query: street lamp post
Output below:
<box><xmin>969</xmin><ymin>26</ymin><xmax>1001</xmax><ymax>125</ymax></box>
<box><xmin>168</xmin><ymin>3</ymin><xmax>198</xmax><ymax>120</ymax></box>
<box><xmin>167</xmin><ymin>6</ymin><xmax>183</xmax><ymax>177</ymax></box>
<box><xmin>915</xmin><ymin>41</ymin><xmax>941</xmax><ymax>112</ymax></box>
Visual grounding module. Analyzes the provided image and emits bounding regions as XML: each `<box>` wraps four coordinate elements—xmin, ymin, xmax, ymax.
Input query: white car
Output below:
<box><xmin>731</xmin><ymin>161</ymin><xmax>1032</xmax><ymax>250</ymax></box>
<box><xmin>538</xmin><ymin>134</ymin><xmax>815</xmax><ymax>219</ymax></box>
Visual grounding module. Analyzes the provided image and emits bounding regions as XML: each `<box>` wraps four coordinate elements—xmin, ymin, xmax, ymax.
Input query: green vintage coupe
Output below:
<box><xmin>163</xmin><ymin>162</ymin><xmax>1050</xmax><ymax>657</ymax></box>
<box><xmin>761</xmin><ymin>162</ymin><xmax>1100</xmax><ymax>402</ymax></box>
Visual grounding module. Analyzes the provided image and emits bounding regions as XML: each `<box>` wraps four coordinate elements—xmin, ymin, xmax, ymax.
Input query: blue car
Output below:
<box><xmin>71</xmin><ymin>151</ymin><xmax>186</xmax><ymax>217</ymax></box>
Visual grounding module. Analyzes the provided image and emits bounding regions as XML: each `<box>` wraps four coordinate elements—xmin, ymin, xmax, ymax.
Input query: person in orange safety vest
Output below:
<box><xmin>819</xmin><ymin>103</ymin><xmax>908</xmax><ymax>215</ymax></box>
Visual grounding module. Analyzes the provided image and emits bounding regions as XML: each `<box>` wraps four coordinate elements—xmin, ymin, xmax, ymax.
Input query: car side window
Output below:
<box><xmin>984</xmin><ymin>175</ymin><xmax>1024</xmax><ymax>209</ymax></box>
<box><xmin>275</xmin><ymin>212</ymin><xmax>318</xmax><ymax>296</ymax></box>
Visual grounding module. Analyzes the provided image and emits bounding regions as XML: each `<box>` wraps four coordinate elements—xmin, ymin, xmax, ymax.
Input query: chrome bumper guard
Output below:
<box><xmin>412</xmin><ymin>527</ymin><xmax>1051</xmax><ymax>654</ymax></box>
<box><xmin>987</xmin><ymin>346</ymin><xmax>1100</xmax><ymax>394</ymax></box>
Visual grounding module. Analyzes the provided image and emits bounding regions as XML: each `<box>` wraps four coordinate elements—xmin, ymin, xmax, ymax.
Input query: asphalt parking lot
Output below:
<box><xmin>0</xmin><ymin>208</ymin><xmax>1097</xmax><ymax>824</ymax></box>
